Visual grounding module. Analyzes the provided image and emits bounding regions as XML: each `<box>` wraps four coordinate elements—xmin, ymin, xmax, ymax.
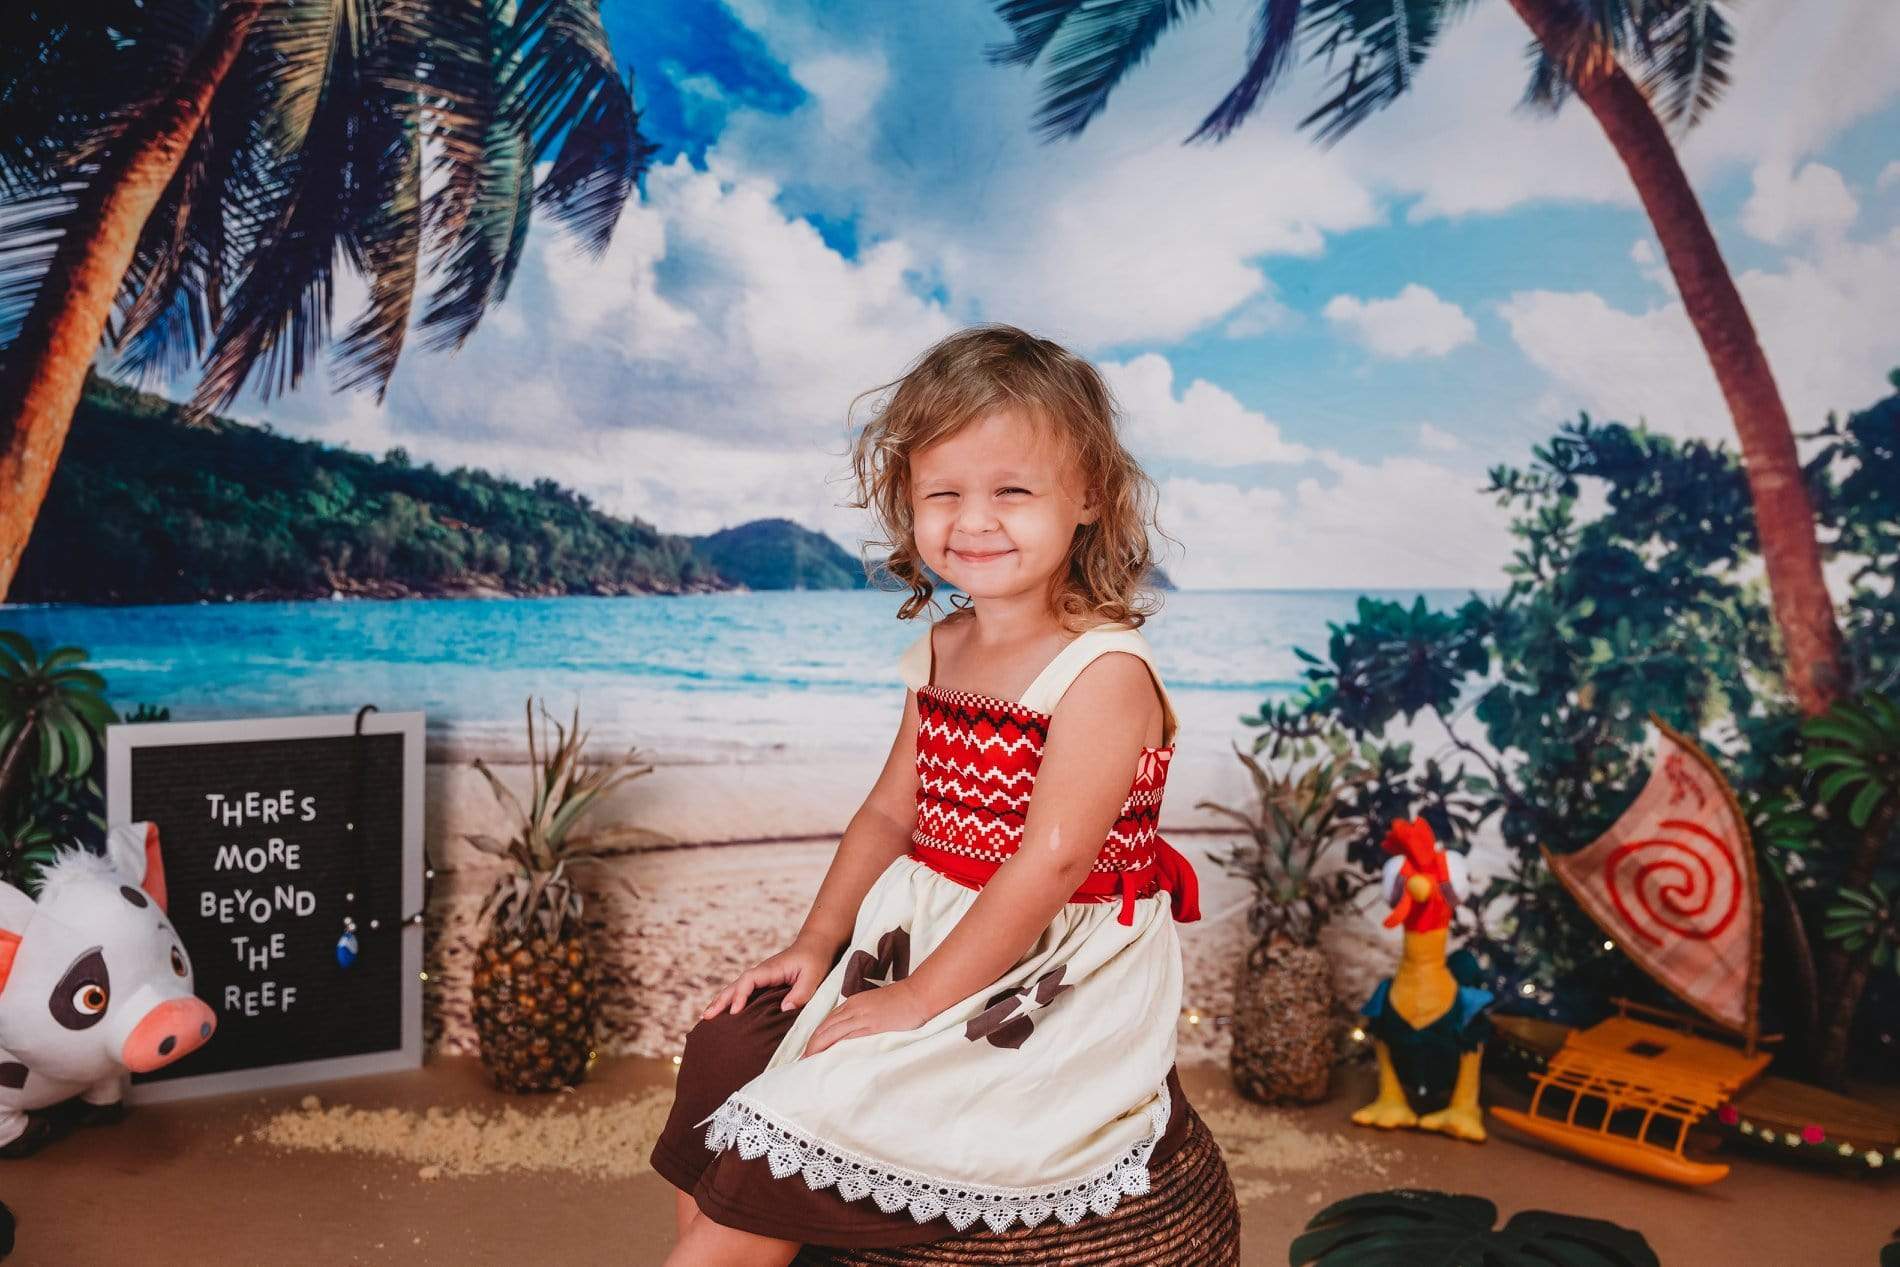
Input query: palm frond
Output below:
<box><xmin>332</xmin><ymin>45</ymin><xmax>425</xmax><ymax>398</ymax></box>
<box><xmin>263</xmin><ymin>0</ymin><xmax>377</xmax><ymax>156</ymax></box>
<box><xmin>186</xmin><ymin>2</ymin><xmax>376</xmax><ymax>413</ymax></box>
<box><xmin>416</xmin><ymin>118</ymin><xmax>532</xmax><ymax>352</ymax></box>
<box><xmin>1520</xmin><ymin>43</ymin><xmax>1574</xmax><ymax>116</ymax></box>
<box><xmin>1187</xmin><ymin>0</ymin><xmax>1303</xmax><ymax>142</ymax></box>
<box><xmin>507</xmin><ymin>0</ymin><xmax>649</xmax><ymax>253</ymax></box>
<box><xmin>0</xmin><ymin>2</ymin><xmax>216</xmax><ymax>198</ymax></box>
<box><xmin>0</xmin><ymin>187</ymin><xmax>82</xmax><ymax>353</ymax></box>
<box><xmin>1015</xmin><ymin>0</ymin><xmax>1214</xmax><ymax>141</ymax></box>
<box><xmin>108</xmin><ymin>104</ymin><xmax>227</xmax><ymax>382</ymax></box>
<box><xmin>1297</xmin><ymin>0</ymin><xmax>1472</xmax><ymax>147</ymax></box>
<box><xmin>1637</xmin><ymin>0</ymin><xmax>1735</xmax><ymax>131</ymax></box>
<box><xmin>986</xmin><ymin>0</ymin><xmax>1090</xmax><ymax>69</ymax></box>
<box><xmin>186</xmin><ymin>130</ymin><xmax>351</xmax><ymax>414</ymax></box>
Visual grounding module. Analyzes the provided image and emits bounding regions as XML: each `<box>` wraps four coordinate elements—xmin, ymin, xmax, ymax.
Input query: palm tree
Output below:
<box><xmin>0</xmin><ymin>0</ymin><xmax>656</xmax><ymax>600</ymax></box>
<box><xmin>988</xmin><ymin>0</ymin><xmax>1849</xmax><ymax>718</ymax></box>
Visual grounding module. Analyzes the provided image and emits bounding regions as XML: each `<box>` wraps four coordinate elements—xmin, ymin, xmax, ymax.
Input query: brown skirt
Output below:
<box><xmin>650</xmin><ymin>979</ymin><xmax>1195</xmax><ymax>1249</ymax></box>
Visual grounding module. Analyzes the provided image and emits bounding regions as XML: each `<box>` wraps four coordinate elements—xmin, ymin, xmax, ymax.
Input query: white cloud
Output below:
<box><xmin>1500</xmin><ymin>225</ymin><xmax>1900</xmax><ymax>442</ymax></box>
<box><xmin>1221</xmin><ymin>282</ymin><xmax>1300</xmax><ymax>338</ymax></box>
<box><xmin>243</xmin><ymin>155</ymin><xmax>959</xmax><ymax>549</ymax></box>
<box><xmin>1498</xmin><ymin>289</ymin><xmax>1718</xmax><ymax>435</ymax></box>
<box><xmin>1417</xmin><ymin>422</ymin><xmax>1462</xmax><ymax>452</ymax></box>
<box><xmin>710</xmin><ymin>0</ymin><xmax>1900</xmax><ymax>353</ymax></box>
<box><xmin>1103</xmin><ymin>353</ymin><xmax>1312</xmax><ymax>468</ymax></box>
<box><xmin>928</xmin><ymin>129</ymin><xmax>1377</xmax><ymax>348</ymax></box>
<box><xmin>1348</xmin><ymin>1</ymin><xmax>1900</xmax><ymax>221</ymax></box>
<box><xmin>1679</xmin><ymin>3</ymin><xmax>1900</xmax><ymax>172</ymax></box>
<box><xmin>1740</xmin><ymin>161</ymin><xmax>1859</xmax><ymax>244</ymax></box>
<box><xmin>1324</xmin><ymin>284</ymin><xmax>1476</xmax><ymax>359</ymax></box>
<box><xmin>717</xmin><ymin>0</ymin><xmax>1384</xmax><ymax>349</ymax></box>
<box><xmin>793</xmin><ymin>52</ymin><xmax>889</xmax><ymax>135</ymax></box>
<box><xmin>1880</xmin><ymin>161</ymin><xmax>1900</xmax><ymax>192</ymax></box>
<box><xmin>1157</xmin><ymin>452</ymin><xmax>1515</xmax><ymax>589</ymax></box>
<box><xmin>1629</xmin><ymin>238</ymin><xmax>1675</xmax><ymax>294</ymax></box>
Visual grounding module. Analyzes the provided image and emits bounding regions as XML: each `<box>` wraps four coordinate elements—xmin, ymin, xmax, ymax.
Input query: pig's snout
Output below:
<box><xmin>122</xmin><ymin>997</ymin><xmax>216</xmax><ymax>1073</ymax></box>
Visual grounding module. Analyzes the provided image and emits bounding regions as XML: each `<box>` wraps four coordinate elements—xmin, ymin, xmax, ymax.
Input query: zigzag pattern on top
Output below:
<box><xmin>912</xmin><ymin>684</ymin><xmax>1173</xmax><ymax>876</ymax></box>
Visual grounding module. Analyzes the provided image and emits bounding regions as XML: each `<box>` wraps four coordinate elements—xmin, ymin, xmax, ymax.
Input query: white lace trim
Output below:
<box><xmin>695</xmin><ymin>1079</ymin><xmax>1172</xmax><ymax>1234</ymax></box>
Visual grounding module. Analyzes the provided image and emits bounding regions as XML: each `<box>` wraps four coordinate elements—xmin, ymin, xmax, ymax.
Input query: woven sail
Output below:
<box><xmin>1542</xmin><ymin>715</ymin><xmax>1761</xmax><ymax>1041</ymax></box>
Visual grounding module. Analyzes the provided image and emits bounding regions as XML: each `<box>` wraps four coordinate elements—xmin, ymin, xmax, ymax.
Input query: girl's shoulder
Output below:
<box><xmin>895</xmin><ymin>610</ymin><xmax>970</xmax><ymax>692</ymax></box>
<box><xmin>1022</xmin><ymin>622</ymin><xmax>1176</xmax><ymax>746</ymax></box>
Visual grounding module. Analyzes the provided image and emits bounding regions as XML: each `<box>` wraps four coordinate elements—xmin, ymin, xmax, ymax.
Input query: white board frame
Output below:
<box><xmin>106</xmin><ymin>710</ymin><xmax>426</xmax><ymax>1103</ymax></box>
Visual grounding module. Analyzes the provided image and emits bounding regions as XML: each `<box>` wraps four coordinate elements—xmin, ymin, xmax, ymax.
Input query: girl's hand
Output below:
<box><xmin>800</xmin><ymin>980</ymin><xmax>935</xmax><ymax>1059</ymax></box>
<box><xmin>701</xmin><ymin>934</ymin><xmax>836</xmax><ymax>1019</ymax></box>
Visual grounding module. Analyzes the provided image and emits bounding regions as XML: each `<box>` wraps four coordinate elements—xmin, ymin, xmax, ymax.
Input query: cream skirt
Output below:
<box><xmin>696</xmin><ymin>854</ymin><xmax>1184</xmax><ymax>1234</ymax></box>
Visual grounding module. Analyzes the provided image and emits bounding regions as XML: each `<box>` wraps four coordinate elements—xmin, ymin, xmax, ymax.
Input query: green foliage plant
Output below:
<box><xmin>1247</xmin><ymin>373</ymin><xmax>1900</xmax><ymax>1074</ymax></box>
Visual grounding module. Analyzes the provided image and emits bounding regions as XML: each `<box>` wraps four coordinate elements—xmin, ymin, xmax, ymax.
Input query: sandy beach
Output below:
<box><xmin>419</xmin><ymin>704</ymin><xmax>1518</xmax><ymax>1068</ymax></box>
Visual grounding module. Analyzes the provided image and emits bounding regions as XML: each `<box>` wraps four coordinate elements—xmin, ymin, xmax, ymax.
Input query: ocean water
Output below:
<box><xmin>3</xmin><ymin>588</ymin><xmax>1491</xmax><ymax>762</ymax></box>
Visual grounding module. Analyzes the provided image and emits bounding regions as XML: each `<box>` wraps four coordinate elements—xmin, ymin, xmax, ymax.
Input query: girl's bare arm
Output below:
<box><xmin>791</xmin><ymin>688</ymin><xmax>924</xmax><ymax>953</ymax></box>
<box><xmin>904</xmin><ymin>654</ymin><xmax>1161</xmax><ymax>1014</ymax></box>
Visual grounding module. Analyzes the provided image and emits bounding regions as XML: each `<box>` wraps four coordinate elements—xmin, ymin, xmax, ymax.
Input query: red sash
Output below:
<box><xmin>909</xmin><ymin>837</ymin><xmax>1202</xmax><ymax>927</ymax></box>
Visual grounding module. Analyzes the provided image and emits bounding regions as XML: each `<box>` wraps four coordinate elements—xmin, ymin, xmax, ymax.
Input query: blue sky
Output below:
<box><xmin>242</xmin><ymin>1</ymin><xmax>1900</xmax><ymax>589</ymax></box>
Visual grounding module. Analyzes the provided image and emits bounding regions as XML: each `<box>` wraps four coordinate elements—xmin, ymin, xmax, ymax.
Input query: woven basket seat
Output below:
<box><xmin>793</xmin><ymin>1105</ymin><xmax>1240</xmax><ymax>1266</ymax></box>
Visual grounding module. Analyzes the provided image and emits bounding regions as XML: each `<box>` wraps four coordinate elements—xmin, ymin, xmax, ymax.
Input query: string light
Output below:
<box><xmin>1176</xmin><ymin>1004</ymin><xmax>1232</xmax><ymax>1029</ymax></box>
<box><xmin>1601</xmin><ymin>940</ymin><xmax>1615</xmax><ymax>951</ymax></box>
<box><xmin>1349</xmin><ymin>1026</ymin><xmax>1366</xmax><ymax>1043</ymax></box>
<box><xmin>1730</xmin><ymin>1117</ymin><xmax>1893</xmax><ymax>1168</ymax></box>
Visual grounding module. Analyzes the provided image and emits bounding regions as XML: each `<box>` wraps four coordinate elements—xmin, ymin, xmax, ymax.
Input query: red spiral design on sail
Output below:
<box><xmin>1602</xmin><ymin>819</ymin><xmax>1741</xmax><ymax>946</ymax></box>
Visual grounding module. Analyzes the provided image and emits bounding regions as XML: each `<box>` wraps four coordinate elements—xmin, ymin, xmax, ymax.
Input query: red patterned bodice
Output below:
<box><xmin>907</xmin><ymin>684</ymin><xmax>1200</xmax><ymax>926</ymax></box>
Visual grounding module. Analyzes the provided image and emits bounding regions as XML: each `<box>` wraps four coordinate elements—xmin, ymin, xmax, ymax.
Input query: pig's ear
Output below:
<box><xmin>105</xmin><ymin>821</ymin><xmax>170</xmax><ymax>913</ymax></box>
<box><xmin>0</xmin><ymin>883</ymin><xmax>32</xmax><ymax>995</ymax></box>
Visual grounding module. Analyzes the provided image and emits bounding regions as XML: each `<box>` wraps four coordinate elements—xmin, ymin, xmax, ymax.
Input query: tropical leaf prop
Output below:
<box><xmin>1289</xmin><ymin>1187</ymin><xmax>1659</xmax><ymax>1266</ymax></box>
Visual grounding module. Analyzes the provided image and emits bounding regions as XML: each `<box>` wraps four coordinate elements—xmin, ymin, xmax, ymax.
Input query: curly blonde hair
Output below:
<box><xmin>844</xmin><ymin>324</ymin><xmax>1173</xmax><ymax>631</ymax></box>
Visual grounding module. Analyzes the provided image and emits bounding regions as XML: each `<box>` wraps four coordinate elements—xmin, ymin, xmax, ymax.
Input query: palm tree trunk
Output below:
<box><xmin>0</xmin><ymin>0</ymin><xmax>264</xmax><ymax>602</ymax></box>
<box><xmin>0</xmin><ymin>708</ymin><xmax>38</xmax><ymax>813</ymax></box>
<box><xmin>1503</xmin><ymin>0</ymin><xmax>1849</xmax><ymax>720</ymax></box>
<box><xmin>1814</xmin><ymin>949</ymin><xmax>1872</xmax><ymax>1089</ymax></box>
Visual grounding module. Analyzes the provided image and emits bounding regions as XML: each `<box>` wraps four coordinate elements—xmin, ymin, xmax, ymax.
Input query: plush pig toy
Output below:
<box><xmin>0</xmin><ymin>821</ymin><xmax>215</xmax><ymax>1155</ymax></box>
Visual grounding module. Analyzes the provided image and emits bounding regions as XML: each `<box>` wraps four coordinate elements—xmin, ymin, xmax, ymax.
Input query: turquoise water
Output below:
<box><xmin>2</xmin><ymin>588</ymin><xmax>1490</xmax><ymax>759</ymax></box>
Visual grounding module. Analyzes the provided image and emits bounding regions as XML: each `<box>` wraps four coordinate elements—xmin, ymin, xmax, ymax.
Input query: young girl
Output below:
<box><xmin>650</xmin><ymin>325</ymin><xmax>1204</xmax><ymax>1265</ymax></box>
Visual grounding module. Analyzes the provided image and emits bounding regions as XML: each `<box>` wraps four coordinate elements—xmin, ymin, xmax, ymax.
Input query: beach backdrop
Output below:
<box><xmin>4</xmin><ymin>0</ymin><xmax>1898</xmax><ymax>1072</ymax></box>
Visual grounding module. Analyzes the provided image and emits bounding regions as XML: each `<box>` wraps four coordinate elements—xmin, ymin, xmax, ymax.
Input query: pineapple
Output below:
<box><xmin>1199</xmin><ymin>739</ymin><xmax>1372</xmax><ymax>1105</ymax></box>
<box><xmin>465</xmin><ymin>698</ymin><xmax>669</xmax><ymax>1092</ymax></box>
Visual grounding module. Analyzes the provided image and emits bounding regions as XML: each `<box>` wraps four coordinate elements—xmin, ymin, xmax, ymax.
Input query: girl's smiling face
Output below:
<box><xmin>909</xmin><ymin>410</ymin><xmax>1096</xmax><ymax>601</ymax></box>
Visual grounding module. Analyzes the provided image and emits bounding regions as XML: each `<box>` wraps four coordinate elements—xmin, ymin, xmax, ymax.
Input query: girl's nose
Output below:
<box><xmin>956</xmin><ymin>503</ymin><xmax>1002</xmax><ymax>533</ymax></box>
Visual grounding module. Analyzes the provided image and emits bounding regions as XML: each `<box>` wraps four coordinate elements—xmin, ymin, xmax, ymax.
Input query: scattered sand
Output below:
<box><xmin>249</xmin><ymin>1088</ymin><xmax>677</xmax><ymax>1181</ymax></box>
<box><xmin>248</xmin><ymin>1079</ymin><xmax>1410</xmax><ymax>1217</ymax></box>
<box><xmin>1192</xmin><ymin>1085</ymin><xmax>1414</xmax><ymax>1204</ymax></box>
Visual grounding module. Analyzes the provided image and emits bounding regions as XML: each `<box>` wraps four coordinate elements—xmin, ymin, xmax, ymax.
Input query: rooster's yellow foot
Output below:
<box><xmin>1417</xmin><ymin>1104</ymin><xmax>1487</xmax><ymax>1142</ymax></box>
<box><xmin>1351</xmin><ymin>1098</ymin><xmax>1418</xmax><ymax>1130</ymax></box>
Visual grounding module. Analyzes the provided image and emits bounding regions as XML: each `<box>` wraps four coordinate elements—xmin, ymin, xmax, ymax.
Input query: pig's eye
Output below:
<box><xmin>170</xmin><ymin>947</ymin><xmax>188</xmax><ymax>977</ymax></box>
<box><xmin>51</xmin><ymin>948</ymin><xmax>111</xmax><ymax>1030</ymax></box>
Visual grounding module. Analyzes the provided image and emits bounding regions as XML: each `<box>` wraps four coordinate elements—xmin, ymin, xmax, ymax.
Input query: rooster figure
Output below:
<box><xmin>1351</xmin><ymin>817</ymin><xmax>1492</xmax><ymax>1142</ymax></box>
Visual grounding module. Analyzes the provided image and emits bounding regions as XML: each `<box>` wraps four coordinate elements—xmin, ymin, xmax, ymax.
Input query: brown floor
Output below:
<box><xmin>1</xmin><ymin>1055</ymin><xmax>1893</xmax><ymax>1266</ymax></box>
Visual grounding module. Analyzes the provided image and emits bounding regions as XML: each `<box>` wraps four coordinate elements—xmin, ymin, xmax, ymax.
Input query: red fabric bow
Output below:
<box><xmin>910</xmin><ymin>836</ymin><xmax>1203</xmax><ymax>927</ymax></box>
